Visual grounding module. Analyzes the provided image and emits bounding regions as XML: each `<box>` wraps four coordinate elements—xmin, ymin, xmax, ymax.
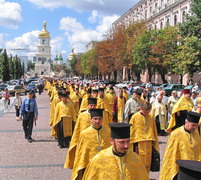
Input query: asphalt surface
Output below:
<box><xmin>0</xmin><ymin>93</ymin><xmax>71</xmax><ymax>180</ymax></box>
<box><xmin>0</xmin><ymin>92</ymin><xmax>168</xmax><ymax>180</ymax></box>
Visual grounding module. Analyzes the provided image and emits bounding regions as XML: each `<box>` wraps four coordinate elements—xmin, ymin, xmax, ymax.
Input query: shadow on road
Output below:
<box><xmin>159</xmin><ymin>141</ymin><xmax>166</xmax><ymax>145</ymax></box>
<box><xmin>33</xmin><ymin>139</ymin><xmax>57</xmax><ymax>143</ymax></box>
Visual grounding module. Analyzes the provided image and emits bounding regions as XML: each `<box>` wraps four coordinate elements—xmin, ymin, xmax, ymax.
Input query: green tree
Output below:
<box><xmin>9</xmin><ymin>55</ymin><xmax>15</xmax><ymax>79</ymax></box>
<box><xmin>150</xmin><ymin>27</ymin><xmax>178</xmax><ymax>83</ymax></box>
<box><xmin>132</xmin><ymin>30</ymin><xmax>156</xmax><ymax>81</ymax></box>
<box><xmin>14</xmin><ymin>56</ymin><xmax>19</xmax><ymax>79</ymax></box>
<box><xmin>173</xmin><ymin>36</ymin><xmax>201</xmax><ymax>82</ymax></box>
<box><xmin>68</xmin><ymin>55</ymin><xmax>79</xmax><ymax>75</ymax></box>
<box><xmin>178</xmin><ymin>0</ymin><xmax>201</xmax><ymax>78</ymax></box>
<box><xmin>179</xmin><ymin>0</ymin><xmax>201</xmax><ymax>39</ymax></box>
<box><xmin>18</xmin><ymin>58</ymin><xmax>23</xmax><ymax>78</ymax></box>
<box><xmin>27</xmin><ymin>61</ymin><xmax>35</xmax><ymax>71</ymax></box>
<box><xmin>81</xmin><ymin>49</ymin><xmax>97</xmax><ymax>78</ymax></box>
<box><xmin>22</xmin><ymin>62</ymin><xmax>25</xmax><ymax>77</ymax></box>
<box><xmin>0</xmin><ymin>53</ymin><xmax>3</xmax><ymax>79</ymax></box>
<box><xmin>1</xmin><ymin>49</ymin><xmax>10</xmax><ymax>82</ymax></box>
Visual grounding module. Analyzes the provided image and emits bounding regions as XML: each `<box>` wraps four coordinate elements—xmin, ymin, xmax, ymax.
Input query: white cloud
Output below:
<box><xmin>60</xmin><ymin>15</ymin><xmax>119</xmax><ymax>54</ymax></box>
<box><xmin>0</xmin><ymin>33</ymin><xmax>8</xmax><ymax>48</ymax></box>
<box><xmin>50</xmin><ymin>36</ymin><xmax>66</xmax><ymax>57</ymax></box>
<box><xmin>6</xmin><ymin>31</ymin><xmax>39</xmax><ymax>57</ymax></box>
<box><xmin>60</xmin><ymin>17</ymin><xmax>84</xmax><ymax>32</ymax></box>
<box><xmin>96</xmin><ymin>15</ymin><xmax>119</xmax><ymax>33</ymax></box>
<box><xmin>5</xmin><ymin>31</ymin><xmax>65</xmax><ymax>59</ymax></box>
<box><xmin>0</xmin><ymin>0</ymin><xmax>22</xmax><ymax>29</ymax></box>
<box><xmin>88</xmin><ymin>10</ymin><xmax>99</xmax><ymax>23</ymax></box>
<box><xmin>25</xmin><ymin>0</ymin><xmax>138</xmax><ymax>15</ymax></box>
<box><xmin>67</xmin><ymin>30</ymin><xmax>100</xmax><ymax>52</ymax></box>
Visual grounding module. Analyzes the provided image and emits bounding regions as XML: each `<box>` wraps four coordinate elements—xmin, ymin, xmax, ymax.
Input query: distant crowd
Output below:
<box><xmin>44</xmin><ymin>78</ymin><xmax>201</xmax><ymax>180</ymax></box>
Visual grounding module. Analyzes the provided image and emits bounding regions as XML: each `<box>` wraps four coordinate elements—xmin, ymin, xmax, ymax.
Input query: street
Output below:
<box><xmin>0</xmin><ymin>92</ymin><xmax>168</xmax><ymax>180</ymax></box>
<box><xmin>0</xmin><ymin>93</ymin><xmax>72</xmax><ymax>180</ymax></box>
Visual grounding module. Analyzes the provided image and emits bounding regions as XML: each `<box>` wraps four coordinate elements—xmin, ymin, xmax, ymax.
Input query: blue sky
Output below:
<box><xmin>0</xmin><ymin>0</ymin><xmax>138</xmax><ymax>60</ymax></box>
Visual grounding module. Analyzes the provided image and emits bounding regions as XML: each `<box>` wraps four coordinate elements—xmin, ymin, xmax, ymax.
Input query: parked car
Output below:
<box><xmin>7</xmin><ymin>85</ymin><xmax>27</xmax><ymax>96</ymax></box>
<box><xmin>115</xmin><ymin>81</ymin><xmax>130</xmax><ymax>89</ymax></box>
<box><xmin>104</xmin><ymin>81</ymin><xmax>118</xmax><ymax>86</ymax></box>
<box><xmin>26</xmin><ymin>81</ymin><xmax>38</xmax><ymax>92</ymax></box>
<box><xmin>0</xmin><ymin>90</ymin><xmax>3</xmax><ymax>99</ymax></box>
<box><xmin>163</xmin><ymin>84</ymin><xmax>185</xmax><ymax>96</ymax></box>
<box><xmin>0</xmin><ymin>84</ymin><xmax>9</xmax><ymax>90</ymax></box>
<box><xmin>184</xmin><ymin>85</ymin><xmax>193</xmax><ymax>90</ymax></box>
<box><xmin>126</xmin><ymin>82</ymin><xmax>142</xmax><ymax>88</ymax></box>
<box><xmin>25</xmin><ymin>78</ymin><xmax>39</xmax><ymax>84</ymax></box>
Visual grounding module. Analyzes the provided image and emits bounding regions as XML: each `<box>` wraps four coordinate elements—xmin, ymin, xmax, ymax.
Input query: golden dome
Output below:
<box><xmin>70</xmin><ymin>48</ymin><xmax>75</xmax><ymax>56</ymax></box>
<box><xmin>39</xmin><ymin>21</ymin><xmax>50</xmax><ymax>38</ymax></box>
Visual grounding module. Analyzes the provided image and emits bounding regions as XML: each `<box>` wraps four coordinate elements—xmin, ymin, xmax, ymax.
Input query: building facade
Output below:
<box><xmin>113</xmin><ymin>0</ymin><xmax>191</xmax><ymax>30</ymax></box>
<box><xmin>19</xmin><ymin>56</ymin><xmax>29</xmax><ymax>72</ymax></box>
<box><xmin>112</xmin><ymin>0</ymin><xmax>201</xmax><ymax>85</ymax></box>
<box><xmin>35</xmin><ymin>21</ymin><xmax>51</xmax><ymax>75</ymax></box>
<box><xmin>86</xmin><ymin>41</ymin><xmax>98</xmax><ymax>51</ymax></box>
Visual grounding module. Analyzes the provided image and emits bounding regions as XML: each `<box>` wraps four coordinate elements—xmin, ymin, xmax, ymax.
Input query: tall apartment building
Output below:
<box><xmin>111</xmin><ymin>0</ymin><xmax>198</xmax><ymax>84</ymax></box>
<box><xmin>113</xmin><ymin>0</ymin><xmax>191</xmax><ymax>30</ymax></box>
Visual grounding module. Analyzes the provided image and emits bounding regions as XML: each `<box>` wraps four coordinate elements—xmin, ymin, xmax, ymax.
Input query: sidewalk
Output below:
<box><xmin>0</xmin><ymin>93</ymin><xmax>72</xmax><ymax>180</ymax></box>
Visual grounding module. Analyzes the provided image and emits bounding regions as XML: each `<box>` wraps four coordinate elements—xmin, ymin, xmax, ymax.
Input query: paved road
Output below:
<box><xmin>0</xmin><ymin>92</ymin><xmax>168</xmax><ymax>180</ymax></box>
<box><xmin>0</xmin><ymin>93</ymin><xmax>72</xmax><ymax>180</ymax></box>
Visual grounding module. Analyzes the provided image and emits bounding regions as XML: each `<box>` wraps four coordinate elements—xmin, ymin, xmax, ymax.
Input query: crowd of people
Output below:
<box><xmin>22</xmin><ymin>78</ymin><xmax>201</xmax><ymax>179</ymax></box>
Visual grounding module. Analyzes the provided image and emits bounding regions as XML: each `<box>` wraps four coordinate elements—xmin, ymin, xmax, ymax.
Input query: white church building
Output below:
<box><xmin>35</xmin><ymin>21</ymin><xmax>51</xmax><ymax>75</ymax></box>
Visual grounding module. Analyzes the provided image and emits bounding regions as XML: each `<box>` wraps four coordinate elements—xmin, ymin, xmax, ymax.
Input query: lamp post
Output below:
<box><xmin>134</xmin><ymin>13</ymin><xmax>146</xmax><ymax>21</ymax></box>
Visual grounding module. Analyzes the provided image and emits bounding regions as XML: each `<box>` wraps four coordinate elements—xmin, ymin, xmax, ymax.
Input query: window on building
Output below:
<box><xmin>174</xmin><ymin>15</ymin><xmax>177</xmax><ymax>25</ymax></box>
<box><xmin>155</xmin><ymin>24</ymin><xmax>157</xmax><ymax>29</ymax></box>
<box><xmin>150</xmin><ymin>6</ymin><xmax>152</xmax><ymax>16</ymax></box>
<box><xmin>182</xmin><ymin>11</ymin><xmax>186</xmax><ymax>22</ymax></box>
<box><xmin>167</xmin><ymin>0</ymin><xmax>170</xmax><ymax>6</ymax></box>
<box><xmin>167</xmin><ymin>18</ymin><xmax>170</xmax><ymax>27</ymax></box>
<box><xmin>161</xmin><ymin>0</ymin><xmax>164</xmax><ymax>6</ymax></box>
<box><xmin>155</xmin><ymin>3</ymin><xmax>158</xmax><ymax>9</ymax></box>
<box><xmin>160</xmin><ymin>22</ymin><xmax>163</xmax><ymax>29</ymax></box>
<box><xmin>145</xmin><ymin>10</ymin><xmax>147</xmax><ymax>19</ymax></box>
<box><xmin>42</xmin><ymin>48</ymin><xmax>45</xmax><ymax>51</ymax></box>
<box><xmin>42</xmin><ymin>40</ymin><xmax>45</xmax><ymax>44</ymax></box>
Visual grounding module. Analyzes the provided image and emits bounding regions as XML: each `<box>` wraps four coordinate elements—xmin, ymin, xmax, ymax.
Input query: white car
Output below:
<box><xmin>115</xmin><ymin>81</ymin><xmax>130</xmax><ymax>89</ymax></box>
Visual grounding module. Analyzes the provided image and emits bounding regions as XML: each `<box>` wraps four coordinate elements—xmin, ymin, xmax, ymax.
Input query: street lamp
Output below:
<box><xmin>134</xmin><ymin>13</ymin><xmax>146</xmax><ymax>21</ymax></box>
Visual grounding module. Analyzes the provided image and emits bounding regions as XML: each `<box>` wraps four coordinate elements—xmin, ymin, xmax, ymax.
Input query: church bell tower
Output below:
<box><xmin>36</xmin><ymin>21</ymin><xmax>51</xmax><ymax>61</ymax></box>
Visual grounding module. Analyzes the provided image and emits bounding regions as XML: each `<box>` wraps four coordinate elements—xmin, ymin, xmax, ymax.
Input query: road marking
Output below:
<box><xmin>0</xmin><ymin>164</ymin><xmax>64</xmax><ymax>169</ymax></box>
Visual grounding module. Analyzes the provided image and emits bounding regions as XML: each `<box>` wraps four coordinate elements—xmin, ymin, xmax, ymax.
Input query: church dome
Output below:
<box><xmin>68</xmin><ymin>48</ymin><xmax>75</xmax><ymax>60</ymax></box>
<box><xmin>39</xmin><ymin>21</ymin><xmax>50</xmax><ymax>38</ymax></box>
<box><xmin>54</xmin><ymin>54</ymin><xmax>59</xmax><ymax>61</ymax></box>
<box><xmin>58</xmin><ymin>54</ymin><xmax>63</xmax><ymax>61</ymax></box>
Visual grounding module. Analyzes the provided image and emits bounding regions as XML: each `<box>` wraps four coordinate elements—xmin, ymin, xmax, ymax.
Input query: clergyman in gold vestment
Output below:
<box><xmin>160</xmin><ymin>111</ymin><xmax>201</xmax><ymax>180</ymax></box>
<box><xmin>64</xmin><ymin>98</ymin><xmax>97</xmax><ymax>169</ymax></box>
<box><xmin>130</xmin><ymin>102</ymin><xmax>159</xmax><ymax>174</ymax></box>
<box><xmin>83</xmin><ymin>123</ymin><xmax>149</xmax><ymax>180</ymax></box>
<box><xmin>71</xmin><ymin>109</ymin><xmax>110</xmax><ymax>180</ymax></box>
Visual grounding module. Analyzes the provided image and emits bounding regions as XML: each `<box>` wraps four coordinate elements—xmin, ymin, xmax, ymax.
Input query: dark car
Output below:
<box><xmin>0</xmin><ymin>84</ymin><xmax>9</xmax><ymax>90</ymax></box>
<box><xmin>164</xmin><ymin>84</ymin><xmax>185</xmax><ymax>96</ymax></box>
<box><xmin>26</xmin><ymin>81</ymin><xmax>38</xmax><ymax>92</ymax></box>
<box><xmin>25</xmin><ymin>78</ymin><xmax>39</xmax><ymax>84</ymax></box>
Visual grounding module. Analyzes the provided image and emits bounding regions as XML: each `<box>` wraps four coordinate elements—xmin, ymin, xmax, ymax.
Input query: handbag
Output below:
<box><xmin>150</xmin><ymin>146</ymin><xmax>160</xmax><ymax>172</ymax></box>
